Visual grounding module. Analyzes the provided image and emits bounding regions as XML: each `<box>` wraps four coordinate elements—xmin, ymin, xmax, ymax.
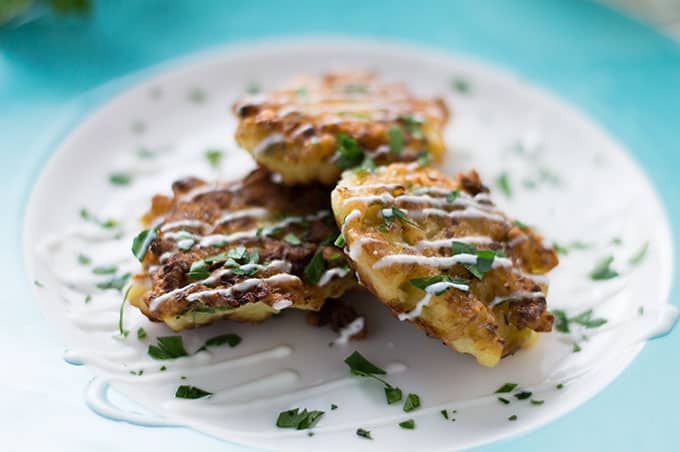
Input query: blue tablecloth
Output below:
<box><xmin>2</xmin><ymin>1</ymin><xmax>679</xmax><ymax>451</ymax></box>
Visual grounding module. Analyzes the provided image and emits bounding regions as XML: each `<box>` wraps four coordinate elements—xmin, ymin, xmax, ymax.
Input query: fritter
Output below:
<box><xmin>233</xmin><ymin>72</ymin><xmax>449</xmax><ymax>185</ymax></box>
<box><xmin>331</xmin><ymin>163</ymin><xmax>559</xmax><ymax>367</ymax></box>
<box><xmin>128</xmin><ymin>168</ymin><xmax>356</xmax><ymax>331</ymax></box>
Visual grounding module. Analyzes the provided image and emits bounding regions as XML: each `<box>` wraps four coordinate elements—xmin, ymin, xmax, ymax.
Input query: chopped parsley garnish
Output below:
<box><xmin>514</xmin><ymin>391</ymin><xmax>532</xmax><ymax>400</ymax></box>
<box><xmin>344</xmin><ymin>351</ymin><xmax>398</xmax><ymax>394</ymax></box>
<box><xmin>334</xmin><ymin>233</ymin><xmax>346</xmax><ymax>248</ymax></box>
<box><xmin>175</xmin><ymin>385</ymin><xmax>212</xmax><ymax>399</ymax></box>
<box><xmin>512</xmin><ymin>220</ymin><xmax>530</xmax><ymax>231</ymax></box>
<box><xmin>417</xmin><ymin>151</ymin><xmax>431</xmax><ymax>167</ymax></box>
<box><xmin>530</xmin><ymin>399</ymin><xmax>544</xmax><ymax>405</ymax></box>
<box><xmin>283</xmin><ymin>233</ymin><xmax>302</xmax><ymax>245</ymax></box>
<box><xmin>354</xmin><ymin>157</ymin><xmax>376</xmax><ymax>174</ymax></box>
<box><xmin>508</xmin><ymin>415</ymin><xmax>518</xmax><ymax>421</ymax></box>
<box><xmin>497</xmin><ymin>397</ymin><xmax>510</xmax><ymax>405</ymax></box>
<box><xmin>137</xmin><ymin>327</ymin><xmax>147</xmax><ymax>341</ymax></box>
<box><xmin>383</xmin><ymin>207</ymin><xmax>417</xmax><ymax>228</ymax></box>
<box><xmin>109</xmin><ymin>172</ymin><xmax>132</xmax><ymax>186</ymax></box>
<box><xmin>399</xmin><ymin>419</ymin><xmax>415</xmax><ymax>429</ymax></box>
<box><xmin>335</xmin><ymin>133</ymin><xmax>364</xmax><ymax>168</ymax></box>
<box><xmin>205</xmin><ymin>149</ymin><xmax>223</xmax><ymax>168</ymax></box>
<box><xmin>553</xmin><ymin>243</ymin><xmax>569</xmax><ymax>255</ymax></box>
<box><xmin>331</xmin><ymin>404</ymin><xmax>338</xmax><ymax>410</ymax></box>
<box><xmin>304</xmin><ymin>250</ymin><xmax>326</xmax><ymax>284</ymax></box>
<box><xmin>590</xmin><ymin>256</ymin><xmax>618</xmax><ymax>280</ymax></box>
<box><xmin>131</xmin><ymin>228</ymin><xmax>158</xmax><ymax>262</ymax></box>
<box><xmin>345</xmin><ymin>351</ymin><xmax>386</xmax><ymax>376</ymax></box>
<box><xmin>84</xmin><ymin>294</ymin><xmax>92</xmax><ymax>303</ymax></box>
<box><xmin>553</xmin><ymin>308</ymin><xmax>607</xmax><ymax>333</ymax></box>
<box><xmin>388</xmin><ymin>125</ymin><xmax>404</xmax><ymax>155</ymax></box>
<box><xmin>552</xmin><ymin>309</ymin><xmax>569</xmax><ymax>333</ymax></box>
<box><xmin>32</xmin><ymin>280</ymin><xmax>44</xmax><ymax>288</ymax></box>
<box><xmin>571</xmin><ymin>309</ymin><xmax>607</xmax><ymax>329</ymax></box>
<box><xmin>572</xmin><ymin>343</ymin><xmax>582</xmax><ymax>353</ymax></box>
<box><xmin>611</xmin><ymin>237</ymin><xmax>622</xmax><ymax>246</ymax></box>
<box><xmin>356</xmin><ymin>428</ymin><xmax>372</xmax><ymax>440</ymax></box>
<box><xmin>385</xmin><ymin>386</ymin><xmax>403</xmax><ymax>404</ymax></box>
<box><xmin>77</xmin><ymin>254</ymin><xmax>91</xmax><ymax>265</ymax></box>
<box><xmin>96</xmin><ymin>273</ymin><xmax>130</xmax><ymax>291</ymax></box>
<box><xmin>556</xmin><ymin>383</ymin><xmax>564</xmax><ymax>390</ymax></box>
<box><xmin>403</xmin><ymin>393</ymin><xmax>420</xmax><ymax>412</ymax></box>
<box><xmin>188</xmin><ymin>260</ymin><xmax>210</xmax><ymax>281</ymax></box>
<box><xmin>137</xmin><ymin>147</ymin><xmax>156</xmax><ymax>159</ymax></box>
<box><xmin>392</xmin><ymin>207</ymin><xmax>417</xmax><ymax>226</ymax></box>
<box><xmin>148</xmin><ymin>336</ymin><xmax>189</xmax><ymax>360</ymax></box>
<box><xmin>450</xmin><ymin>77</ymin><xmax>470</xmax><ymax>93</ymax></box>
<box><xmin>131</xmin><ymin>120</ymin><xmax>145</xmax><ymax>134</ymax></box>
<box><xmin>130</xmin><ymin>370</ymin><xmax>143</xmax><ymax>376</ymax></box>
<box><xmin>80</xmin><ymin>208</ymin><xmax>118</xmax><ymax>229</ymax></box>
<box><xmin>409</xmin><ymin>275</ymin><xmax>469</xmax><ymax>294</ymax></box>
<box><xmin>629</xmin><ymin>241</ymin><xmax>649</xmax><ymax>266</ymax></box>
<box><xmin>495</xmin><ymin>172</ymin><xmax>512</xmax><ymax>198</ymax></box>
<box><xmin>451</xmin><ymin>241</ymin><xmax>497</xmax><ymax>280</ymax></box>
<box><xmin>199</xmin><ymin>333</ymin><xmax>241</xmax><ymax>350</ymax></box>
<box><xmin>246</xmin><ymin>82</ymin><xmax>261</xmax><ymax>94</ymax></box>
<box><xmin>160</xmin><ymin>366</ymin><xmax>167</xmax><ymax>371</ymax></box>
<box><xmin>276</xmin><ymin>408</ymin><xmax>324</xmax><ymax>430</ymax></box>
<box><xmin>495</xmin><ymin>383</ymin><xmax>518</xmax><ymax>393</ymax></box>
<box><xmin>118</xmin><ymin>287</ymin><xmax>130</xmax><ymax>337</ymax></box>
<box><xmin>399</xmin><ymin>115</ymin><xmax>424</xmax><ymax>139</ymax></box>
<box><xmin>294</xmin><ymin>87</ymin><xmax>308</xmax><ymax>97</ymax></box>
<box><xmin>343</xmin><ymin>83</ymin><xmax>367</xmax><ymax>94</ymax></box>
<box><xmin>446</xmin><ymin>190</ymin><xmax>461</xmax><ymax>203</ymax></box>
<box><xmin>638</xmin><ymin>306</ymin><xmax>645</xmax><ymax>316</ymax></box>
<box><xmin>441</xmin><ymin>409</ymin><xmax>449</xmax><ymax>420</ymax></box>
<box><xmin>188</xmin><ymin>88</ymin><xmax>206</xmax><ymax>103</ymax></box>
<box><xmin>451</xmin><ymin>241</ymin><xmax>477</xmax><ymax>255</ymax></box>
<box><xmin>92</xmin><ymin>265</ymin><xmax>117</xmax><ymax>275</ymax></box>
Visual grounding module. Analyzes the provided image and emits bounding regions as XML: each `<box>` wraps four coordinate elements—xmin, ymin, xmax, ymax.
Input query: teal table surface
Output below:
<box><xmin>2</xmin><ymin>1</ymin><xmax>679</xmax><ymax>451</ymax></box>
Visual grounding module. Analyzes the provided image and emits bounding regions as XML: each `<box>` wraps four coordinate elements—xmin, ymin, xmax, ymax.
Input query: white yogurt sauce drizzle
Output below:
<box><xmin>331</xmin><ymin>317</ymin><xmax>365</xmax><ymax>346</ymax></box>
<box><xmin>398</xmin><ymin>281</ymin><xmax>470</xmax><ymax>321</ymax></box>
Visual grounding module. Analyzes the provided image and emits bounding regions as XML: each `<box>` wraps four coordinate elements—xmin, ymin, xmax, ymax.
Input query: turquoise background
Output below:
<box><xmin>1</xmin><ymin>0</ymin><xmax>679</xmax><ymax>451</ymax></box>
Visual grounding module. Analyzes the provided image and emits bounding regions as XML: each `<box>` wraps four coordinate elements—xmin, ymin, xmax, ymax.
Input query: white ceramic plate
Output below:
<box><xmin>23</xmin><ymin>39</ymin><xmax>677</xmax><ymax>452</ymax></box>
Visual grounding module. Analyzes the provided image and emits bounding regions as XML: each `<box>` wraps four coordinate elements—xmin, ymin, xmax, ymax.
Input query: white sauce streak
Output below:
<box><xmin>398</xmin><ymin>281</ymin><xmax>469</xmax><ymax>321</ymax></box>
<box><xmin>331</xmin><ymin>317</ymin><xmax>365</xmax><ymax>346</ymax></box>
<box><xmin>317</xmin><ymin>267</ymin><xmax>350</xmax><ymax>286</ymax></box>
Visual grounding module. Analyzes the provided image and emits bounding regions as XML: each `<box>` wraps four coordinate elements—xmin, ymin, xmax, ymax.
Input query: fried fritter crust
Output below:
<box><xmin>331</xmin><ymin>163</ymin><xmax>558</xmax><ymax>367</ymax></box>
<box><xmin>233</xmin><ymin>72</ymin><xmax>449</xmax><ymax>185</ymax></box>
<box><xmin>129</xmin><ymin>168</ymin><xmax>356</xmax><ymax>331</ymax></box>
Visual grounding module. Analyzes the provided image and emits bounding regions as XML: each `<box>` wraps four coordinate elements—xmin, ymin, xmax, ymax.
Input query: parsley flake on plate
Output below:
<box><xmin>175</xmin><ymin>385</ymin><xmax>212</xmax><ymax>399</ymax></box>
<box><xmin>109</xmin><ymin>172</ymin><xmax>132</xmax><ymax>186</ymax></box>
<box><xmin>495</xmin><ymin>383</ymin><xmax>518</xmax><ymax>393</ymax></box>
<box><xmin>148</xmin><ymin>336</ymin><xmax>189</xmax><ymax>360</ymax></box>
<box><xmin>403</xmin><ymin>393</ymin><xmax>421</xmax><ymax>412</ymax></box>
<box><xmin>589</xmin><ymin>255</ymin><xmax>618</xmax><ymax>280</ymax></box>
<box><xmin>276</xmin><ymin>408</ymin><xmax>324</xmax><ymax>430</ymax></box>
<box><xmin>356</xmin><ymin>428</ymin><xmax>372</xmax><ymax>440</ymax></box>
<box><xmin>399</xmin><ymin>419</ymin><xmax>415</xmax><ymax>429</ymax></box>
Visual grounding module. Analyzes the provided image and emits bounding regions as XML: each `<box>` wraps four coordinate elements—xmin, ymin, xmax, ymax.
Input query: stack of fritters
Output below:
<box><xmin>130</xmin><ymin>72</ymin><xmax>558</xmax><ymax>366</ymax></box>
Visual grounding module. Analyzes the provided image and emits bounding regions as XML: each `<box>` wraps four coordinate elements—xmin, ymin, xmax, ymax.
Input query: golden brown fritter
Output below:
<box><xmin>233</xmin><ymin>72</ymin><xmax>449</xmax><ymax>185</ymax></box>
<box><xmin>128</xmin><ymin>168</ymin><xmax>356</xmax><ymax>331</ymax></box>
<box><xmin>331</xmin><ymin>163</ymin><xmax>558</xmax><ymax>367</ymax></box>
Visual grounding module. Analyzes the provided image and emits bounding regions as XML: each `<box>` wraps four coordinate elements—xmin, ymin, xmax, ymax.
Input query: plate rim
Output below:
<box><xmin>20</xmin><ymin>36</ymin><xmax>676</xmax><ymax>451</ymax></box>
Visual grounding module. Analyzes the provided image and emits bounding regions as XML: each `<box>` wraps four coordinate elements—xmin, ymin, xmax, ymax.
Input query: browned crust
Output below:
<box><xmin>131</xmin><ymin>168</ymin><xmax>356</xmax><ymax>330</ymax></box>
<box><xmin>331</xmin><ymin>163</ymin><xmax>559</xmax><ymax>366</ymax></box>
<box><xmin>232</xmin><ymin>72</ymin><xmax>450</xmax><ymax>185</ymax></box>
